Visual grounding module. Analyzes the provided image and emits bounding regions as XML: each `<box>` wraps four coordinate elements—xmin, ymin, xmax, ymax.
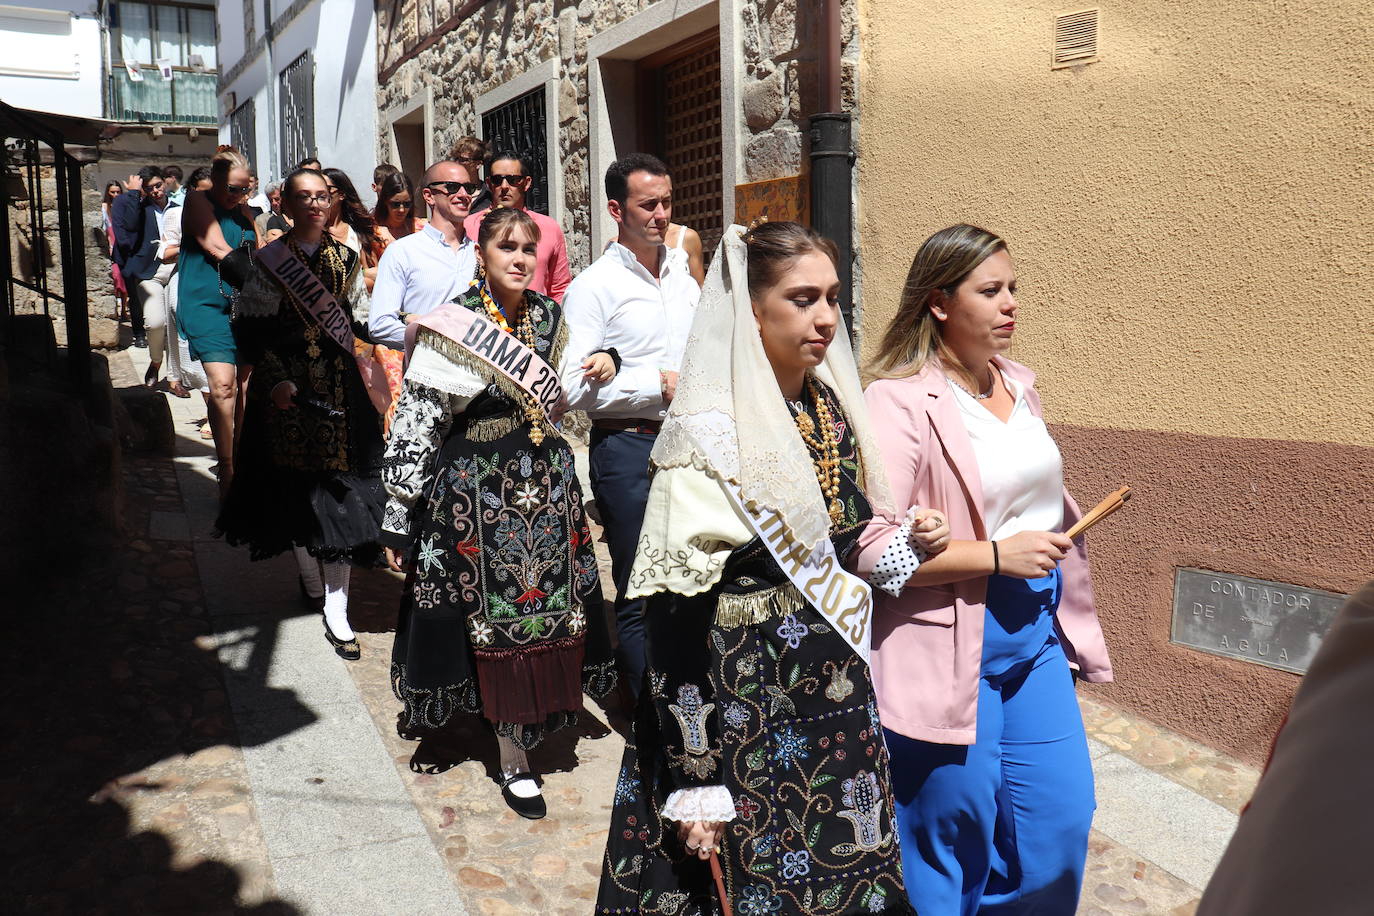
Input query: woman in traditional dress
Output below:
<box><xmin>857</xmin><ymin>224</ymin><xmax>1112</xmax><ymax>914</ymax></box>
<box><xmin>322</xmin><ymin>168</ymin><xmax>378</xmax><ymax>286</ymax></box>
<box><xmin>595</xmin><ymin>222</ymin><xmax>948</xmax><ymax>915</ymax></box>
<box><xmin>216</xmin><ymin>167</ymin><xmax>386</xmax><ymax>661</ymax></box>
<box><xmin>178</xmin><ymin>146</ymin><xmax>258</xmax><ymax>497</ymax></box>
<box><xmin>380</xmin><ymin>207</ymin><xmax>618</xmax><ymax>820</ymax></box>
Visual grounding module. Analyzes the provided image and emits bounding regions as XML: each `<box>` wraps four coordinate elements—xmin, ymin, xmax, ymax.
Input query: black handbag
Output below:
<box><xmin>218</xmin><ymin>243</ymin><xmax>253</xmax><ymax>292</ymax></box>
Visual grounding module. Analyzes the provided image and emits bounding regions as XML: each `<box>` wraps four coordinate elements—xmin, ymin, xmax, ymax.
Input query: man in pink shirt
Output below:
<box><xmin>463</xmin><ymin>150</ymin><xmax>572</xmax><ymax>302</ymax></box>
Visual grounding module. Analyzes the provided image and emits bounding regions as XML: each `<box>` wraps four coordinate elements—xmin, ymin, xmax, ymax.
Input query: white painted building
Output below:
<box><xmin>217</xmin><ymin>0</ymin><xmax>379</xmax><ymax>202</ymax></box>
<box><xmin>0</xmin><ymin>1</ymin><xmax>106</xmax><ymax>118</ymax></box>
<box><xmin>1</xmin><ymin>0</ymin><xmax>218</xmax><ymax>123</ymax></box>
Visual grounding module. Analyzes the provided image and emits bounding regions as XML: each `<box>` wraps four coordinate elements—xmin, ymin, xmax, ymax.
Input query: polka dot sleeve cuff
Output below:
<box><xmin>869</xmin><ymin>514</ymin><xmax>926</xmax><ymax>598</ymax></box>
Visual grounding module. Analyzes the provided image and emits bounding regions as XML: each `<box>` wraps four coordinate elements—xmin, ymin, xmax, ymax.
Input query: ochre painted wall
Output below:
<box><xmin>855</xmin><ymin>0</ymin><xmax>1374</xmax><ymax>763</ymax></box>
<box><xmin>855</xmin><ymin>0</ymin><xmax>1374</xmax><ymax>447</ymax></box>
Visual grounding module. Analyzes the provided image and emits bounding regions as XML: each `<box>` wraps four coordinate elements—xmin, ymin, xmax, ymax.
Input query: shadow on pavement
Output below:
<box><xmin>0</xmin><ymin>440</ymin><xmax>306</xmax><ymax>914</ymax></box>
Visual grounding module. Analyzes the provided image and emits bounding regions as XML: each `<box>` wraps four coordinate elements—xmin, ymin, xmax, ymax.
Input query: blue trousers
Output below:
<box><xmin>588</xmin><ymin>428</ymin><xmax>656</xmax><ymax>700</ymax></box>
<box><xmin>885</xmin><ymin>570</ymin><xmax>1095</xmax><ymax>915</ymax></box>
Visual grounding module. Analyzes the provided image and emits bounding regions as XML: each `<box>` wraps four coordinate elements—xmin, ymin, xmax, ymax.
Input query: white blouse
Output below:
<box><xmin>949</xmin><ymin>375</ymin><xmax>1064</xmax><ymax>541</ymax></box>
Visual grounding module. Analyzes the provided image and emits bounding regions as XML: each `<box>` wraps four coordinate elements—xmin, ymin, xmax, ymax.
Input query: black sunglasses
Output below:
<box><xmin>386</xmin><ymin>199</ymin><xmax>413</xmax><ymax>210</ymax></box>
<box><xmin>426</xmin><ymin>180</ymin><xmax>482</xmax><ymax>197</ymax></box>
<box><xmin>488</xmin><ymin>174</ymin><xmax>526</xmax><ymax>188</ymax></box>
<box><xmin>226</xmin><ymin>184</ymin><xmax>251</xmax><ymax>194</ymax></box>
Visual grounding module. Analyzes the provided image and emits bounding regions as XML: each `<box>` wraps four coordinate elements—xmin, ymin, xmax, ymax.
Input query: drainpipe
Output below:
<box><xmin>809</xmin><ymin>0</ymin><xmax>854</xmax><ymax>328</ymax></box>
<box><xmin>264</xmin><ymin>17</ymin><xmax>278</xmax><ymax>181</ymax></box>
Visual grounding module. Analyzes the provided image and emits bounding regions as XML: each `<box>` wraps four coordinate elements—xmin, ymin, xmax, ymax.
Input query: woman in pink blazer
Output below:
<box><xmin>852</xmin><ymin>224</ymin><xmax>1113</xmax><ymax>915</ymax></box>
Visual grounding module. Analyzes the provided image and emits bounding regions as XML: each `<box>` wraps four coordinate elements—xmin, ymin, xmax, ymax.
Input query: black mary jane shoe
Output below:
<box><xmin>298</xmin><ymin>575</ymin><xmax>325</xmax><ymax>612</ymax></box>
<box><xmin>499</xmin><ymin>773</ymin><xmax>546</xmax><ymax>820</ymax></box>
<box><xmin>323</xmin><ymin>624</ymin><xmax>361</xmax><ymax>661</ymax></box>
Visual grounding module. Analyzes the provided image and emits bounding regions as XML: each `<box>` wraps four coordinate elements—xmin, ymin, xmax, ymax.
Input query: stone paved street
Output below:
<box><xmin>4</xmin><ymin>345</ymin><xmax>1260</xmax><ymax>915</ymax></box>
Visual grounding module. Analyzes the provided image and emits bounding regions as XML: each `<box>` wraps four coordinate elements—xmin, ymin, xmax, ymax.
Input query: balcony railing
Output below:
<box><xmin>108</xmin><ymin>68</ymin><xmax>218</xmax><ymax>125</ymax></box>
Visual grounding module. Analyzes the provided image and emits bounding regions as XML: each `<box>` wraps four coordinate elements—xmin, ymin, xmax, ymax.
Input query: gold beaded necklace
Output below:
<box><xmin>477</xmin><ymin>282</ymin><xmax>548</xmax><ymax>446</ymax></box>
<box><xmin>287</xmin><ymin>235</ymin><xmax>349</xmax><ymax>360</ymax></box>
<box><xmin>790</xmin><ymin>374</ymin><xmax>844</xmax><ymax>524</ymax></box>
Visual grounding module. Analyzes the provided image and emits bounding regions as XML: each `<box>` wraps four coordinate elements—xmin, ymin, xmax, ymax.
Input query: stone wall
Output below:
<box><xmin>376</xmin><ymin>0</ymin><xmax>858</xmax><ymax>271</ymax></box>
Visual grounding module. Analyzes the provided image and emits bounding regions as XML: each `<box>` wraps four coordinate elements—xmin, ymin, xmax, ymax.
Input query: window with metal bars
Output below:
<box><xmin>229</xmin><ymin>99</ymin><xmax>257</xmax><ymax>169</ymax></box>
<box><xmin>279</xmin><ymin>51</ymin><xmax>315</xmax><ymax>170</ymax></box>
<box><xmin>481</xmin><ymin>88</ymin><xmax>550</xmax><ymax>215</ymax></box>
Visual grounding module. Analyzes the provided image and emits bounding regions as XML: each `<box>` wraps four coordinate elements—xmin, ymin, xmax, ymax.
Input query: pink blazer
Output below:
<box><xmin>852</xmin><ymin>357</ymin><xmax>1113</xmax><ymax>745</ymax></box>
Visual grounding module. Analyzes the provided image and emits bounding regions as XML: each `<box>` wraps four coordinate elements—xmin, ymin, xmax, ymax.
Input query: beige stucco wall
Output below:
<box><xmin>855</xmin><ymin>0</ymin><xmax>1374</xmax><ymax>447</ymax></box>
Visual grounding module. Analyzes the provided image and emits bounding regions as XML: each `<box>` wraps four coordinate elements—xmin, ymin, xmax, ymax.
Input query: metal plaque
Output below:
<box><xmin>1170</xmin><ymin>568</ymin><xmax>1347</xmax><ymax>674</ymax></box>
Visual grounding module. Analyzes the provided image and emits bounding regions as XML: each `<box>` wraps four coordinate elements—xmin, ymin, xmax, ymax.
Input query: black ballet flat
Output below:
<box><xmin>323</xmin><ymin>624</ymin><xmax>360</xmax><ymax>661</ymax></box>
<box><xmin>499</xmin><ymin>772</ymin><xmax>546</xmax><ymax>820</ymax></box>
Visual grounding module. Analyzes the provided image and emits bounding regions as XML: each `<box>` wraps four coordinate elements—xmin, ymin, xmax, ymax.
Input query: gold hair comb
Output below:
<box><xmin>742</xmin><ymin>213</ymin><xmax>770</xmax><ymax>243</ymax></box>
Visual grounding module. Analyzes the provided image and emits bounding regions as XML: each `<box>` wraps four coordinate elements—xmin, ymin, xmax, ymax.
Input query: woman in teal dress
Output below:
<box><xmin>178</xmin><ymin>145</ymin><xmax>257</xmax><ymax>497</ymax></box>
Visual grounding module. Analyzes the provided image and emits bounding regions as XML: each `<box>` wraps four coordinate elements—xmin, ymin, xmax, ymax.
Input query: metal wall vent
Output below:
<box><xmin>1053</xmin><ymin>9</ymin><xmax>1099</xmax><ymax>68</ymax></box>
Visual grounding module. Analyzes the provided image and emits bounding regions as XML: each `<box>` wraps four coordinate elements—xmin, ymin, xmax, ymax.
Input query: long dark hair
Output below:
<box><xmin>371</xmin><ymin>171</ymin><xmax>417</xmax><ymax>230</ymax></box>
<box><xmin>322</xmin><ymin>167</ymin><xmax>376</xmax><ymax>254</ymax></box>
<box><xmin>103</xmin><ymin>180</ymin><xmax>124</xmax><ymax>204</ymax></box>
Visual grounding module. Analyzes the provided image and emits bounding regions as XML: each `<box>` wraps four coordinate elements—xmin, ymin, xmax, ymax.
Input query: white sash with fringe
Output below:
<box><xmin>405</xmin><ymin>304</ymin><xmax>567</xmax><ymax>423</ymax></box>
<box><xmin>722</xmin><ymin>481</ymin><xmax>873</xmax><ymax>663</ymax></box>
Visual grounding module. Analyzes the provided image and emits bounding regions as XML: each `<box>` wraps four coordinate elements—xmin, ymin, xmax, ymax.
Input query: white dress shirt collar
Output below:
<box><xmin>606</xmin><ymin>241</ymin><xmax>673</xmax><ymax>283</ymax></box>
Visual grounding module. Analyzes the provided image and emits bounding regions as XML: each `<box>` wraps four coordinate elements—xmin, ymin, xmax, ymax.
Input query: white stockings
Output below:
<box><xmin>497</xmin><ymin>735</ymin><xmax>540</xmax><ymax>798</ymax></box>
<box><xmin>321</xmin><ymin>560</ymin><xmax>353</xmax><ymax>641</ymax></box>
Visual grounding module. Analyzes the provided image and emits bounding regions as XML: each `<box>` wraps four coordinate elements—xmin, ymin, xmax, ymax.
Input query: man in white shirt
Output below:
<box><xmin>559</xmin><ymin>153</ymin><xmax>701</xmax><ymax>698</ymax></box>
<box><xmin>369</xmin><ymin>160</ymin><xmax>481</xmax><ymax>348</ymax></box>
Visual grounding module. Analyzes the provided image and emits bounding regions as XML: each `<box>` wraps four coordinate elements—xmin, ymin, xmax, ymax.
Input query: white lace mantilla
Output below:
<box><xmin>631</xmin><ymin>225</ymin><xmax>894</xmax><ymax>600</ymax></box>
<box><xmin>660</xmin><ymin>785</ymin><xmax>736</xmax><ymax>824</ymax></box>
<box><xmin>647</xmin><ymin>225</ymin><xmax>893</xmax><ymax>562</ymax></box>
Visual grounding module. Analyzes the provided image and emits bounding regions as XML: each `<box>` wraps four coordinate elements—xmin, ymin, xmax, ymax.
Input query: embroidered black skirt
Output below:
<box><xmin>391</xmin><ymin>411</ymin><xmax>616</xmax><ymax>749</ymax></box>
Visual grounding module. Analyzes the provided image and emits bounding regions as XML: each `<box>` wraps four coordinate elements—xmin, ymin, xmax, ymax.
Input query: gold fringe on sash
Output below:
<box><xmin>413</xmin><ymin>299</ymin><xmax>567</xmax><ymax>444</ymax></box>
<box><xmin>416</xmin><ymin>325</ymin><xmax>539</xmax><ymax>412</ymax></box>
<box><xmin>714</xmin><ymin>583</ymin><xmax>805</xmax><ymax>629</ymax></box>
<box><xmin>464</xmin><ymin>413</ymin><xmax>524</xmax><ymax>442</ymax></box>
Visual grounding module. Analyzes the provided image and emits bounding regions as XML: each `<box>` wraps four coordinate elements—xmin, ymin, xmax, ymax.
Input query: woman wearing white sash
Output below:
<box><xmin>217</xmin><ymin>168</ymin><xmax>386</xmax><ymax>661</ymax></box>
<box><xmin>379</xmin><ymin>208</ymin><xmax>617</xmax><ymax>820</ymax></box>
<box><xmin>596</xmin><ymin>222</ymin><xmax>947</xmax><ymax>915</ymax></box>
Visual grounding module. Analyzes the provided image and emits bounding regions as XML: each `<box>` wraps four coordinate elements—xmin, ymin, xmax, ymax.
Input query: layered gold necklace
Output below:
<box><xmin>477</xmin><ymin>283</ymin><xmax>548</xmax><ymax>446</ymax></box>
<box><xmin>287</xmin><ymin>236</ymin><xmax>349</xmax><ymax>360</ymax></box>
<box><xmin>790</xmin><ymin>374</ymin><xmax>844</xmax><ymax>524</ymax></box>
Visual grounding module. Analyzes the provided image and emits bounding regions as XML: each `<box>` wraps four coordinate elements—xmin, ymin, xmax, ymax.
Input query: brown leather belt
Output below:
<box><xmin>593</xmin><ymin>417</ymin><xmax>662</xmax><ymax>435</ymax></box>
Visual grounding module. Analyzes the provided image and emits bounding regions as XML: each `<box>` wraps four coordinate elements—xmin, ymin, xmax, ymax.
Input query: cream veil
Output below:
<box><xmin>649</xmin><ymin>224</ymin><xmax>892</xmax><ymax>553</ymax></box>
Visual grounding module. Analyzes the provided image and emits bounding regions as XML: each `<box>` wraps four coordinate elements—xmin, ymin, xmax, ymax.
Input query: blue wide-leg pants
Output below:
<box><xmin>885</xmin><ymin>570</ymin><xmax>1095</xmax><ymax>915</ymax></box>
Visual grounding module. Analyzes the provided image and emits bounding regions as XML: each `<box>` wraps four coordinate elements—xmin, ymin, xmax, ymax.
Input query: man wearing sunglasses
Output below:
<box><xmin>462</xmin><ymin>150</ymin><xmax>571</xmax><ymax>302</ymax></box>
<box><xmin>369</xmin><ymin>159</ymin><xmax>481</xmax><ymax>349</ymax></box>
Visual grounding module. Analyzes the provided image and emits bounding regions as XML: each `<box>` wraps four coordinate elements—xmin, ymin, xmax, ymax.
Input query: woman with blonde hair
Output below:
<box><xmin>178</xmin><ymin>145</ymin><xmax>258</xmax><ymax>496</ymax></box>
<box><xmin>596</xmin><ymin>222</ymin><xmax>948</xmax><ymax>915</ymax></box>
<box><xmin>853</xmin><ymin>224</ymin><xmax>1114</xmax><ymax>914</ymax></box>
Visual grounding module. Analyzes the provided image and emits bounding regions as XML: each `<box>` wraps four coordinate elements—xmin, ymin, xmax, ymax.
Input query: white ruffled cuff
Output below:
<box><xmin>869</xmin><ymin>512</ymin><xmax>926</xmax><ymax>598</ymax></box>
<box><xmin>660</xmin><ymin>785</ymin><xmax>736</xmax><ymax>823</ymax></box>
